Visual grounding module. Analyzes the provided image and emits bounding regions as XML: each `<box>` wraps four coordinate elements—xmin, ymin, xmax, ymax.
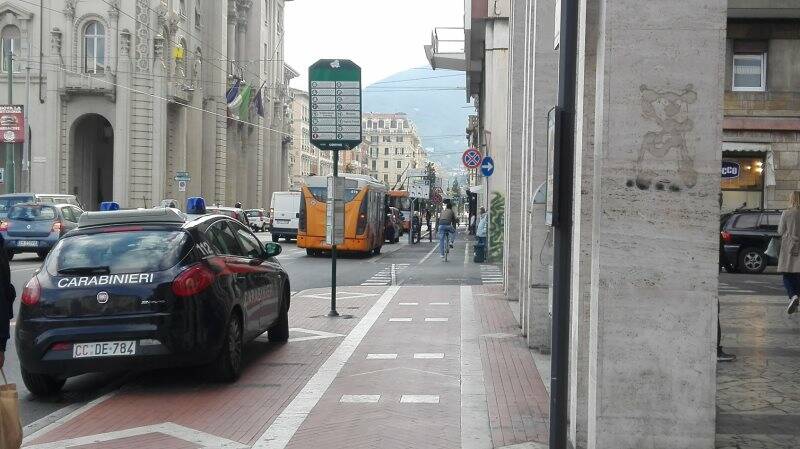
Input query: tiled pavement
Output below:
<box><xmin>22</xmin><ymin>285</ymin><xmax>549</xmax><ymax>449</ymax></box>
<box><xmin>717</xmin><ymin>284</ymin><xmax>800</xmax><ymax>448</ymax></box>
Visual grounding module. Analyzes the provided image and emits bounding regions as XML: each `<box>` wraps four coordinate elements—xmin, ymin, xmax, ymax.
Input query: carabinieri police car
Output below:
<box><xmin>16</xmin><ymin>204</ymin><xmax>290</xmax><ymax>396</ymax></box>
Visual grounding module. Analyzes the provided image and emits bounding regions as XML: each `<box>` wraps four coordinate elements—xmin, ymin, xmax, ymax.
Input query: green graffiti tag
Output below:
<box><xmin>489</xmin><ymin>192</ymin><xmax>505</xmax><ymax>262</ymax></box>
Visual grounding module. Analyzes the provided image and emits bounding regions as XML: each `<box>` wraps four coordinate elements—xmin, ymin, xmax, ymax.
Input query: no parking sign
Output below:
<box><xmin>462</xmin><ymin>148</ymin><xmax>481</xmax><ymax>169</ymax></box>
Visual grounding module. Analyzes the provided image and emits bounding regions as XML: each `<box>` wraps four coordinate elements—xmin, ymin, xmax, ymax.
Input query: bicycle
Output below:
<box><xmin>440</xmin><ymin>226</ymin><xmax>455</xmax><ymax>262</ymax></box>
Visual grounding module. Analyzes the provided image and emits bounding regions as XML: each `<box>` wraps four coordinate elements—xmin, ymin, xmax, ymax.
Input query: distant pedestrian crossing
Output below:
<box><xmin>361</xmin><ymin>263</ymin><xmax>410</xmax><ymax>286</ymax></box>
<box><xmin>480</xmin><ymin>264</ymin><xmax>503</xmax><ymax>285</ymax></box>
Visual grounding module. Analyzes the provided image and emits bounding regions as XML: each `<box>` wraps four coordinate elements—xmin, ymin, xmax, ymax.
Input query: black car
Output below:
<box><xmin>720</xmin><ymin>209</ymin><xmax>782</xmax><ymax>274</ymax></box>
<box><xmin>16</xmin><ymin>208</ymin><xmax>290</xmax><ymax>396</ymax></box>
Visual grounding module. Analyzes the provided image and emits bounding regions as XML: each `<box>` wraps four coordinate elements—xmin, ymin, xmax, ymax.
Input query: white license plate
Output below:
<box><xmin>73</xmin><ymin>341</ymin><xmax>136</xmax><ymax>358</ymax></box>
<box><xmin>17</xmin><ymin>240</ymin><xmax>38</xmax><ymax>247</ymax></box>
<box><xmin>276</xmin><ymin>219</ymin><xmax>289</xmax><ymax>224</ymax></box>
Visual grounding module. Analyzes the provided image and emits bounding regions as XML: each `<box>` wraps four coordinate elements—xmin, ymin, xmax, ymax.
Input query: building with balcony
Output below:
<box><xmin>0</xmin><ymin>0</ymin><xmax>293</xmax><ymax>210</ymax></box>
<box><xmin>359</xmin><ymin>112</ymin><xmax>428</xmax><ymax>188</ymax></box>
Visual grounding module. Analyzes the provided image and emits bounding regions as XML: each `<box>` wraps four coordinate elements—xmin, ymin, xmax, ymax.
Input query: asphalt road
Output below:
<box><xmin>8</xmin><ymin>229</ymin><xmax>480</xmax><ymax>431</ymax></box>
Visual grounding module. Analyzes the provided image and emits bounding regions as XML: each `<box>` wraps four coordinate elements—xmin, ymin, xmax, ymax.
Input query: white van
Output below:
<box><xmin>269</xmin><ymin>191</ymin><xmax>301</xmax><ymax>242</ymax></box>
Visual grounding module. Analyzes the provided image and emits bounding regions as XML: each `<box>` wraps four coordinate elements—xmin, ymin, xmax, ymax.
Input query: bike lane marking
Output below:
<box><xmin>252</xmin><ymin>285</ymin><xmax>401</xmax><ymax>449</ymax></box>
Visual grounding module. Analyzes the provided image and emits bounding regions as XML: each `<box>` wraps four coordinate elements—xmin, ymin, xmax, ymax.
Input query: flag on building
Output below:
<box><xmin>253</xmin><ymin>86</ymin><xmax>264</xmax><ymax>118</ymax></box>
<box><xmin>238</xmin><ymin>84</ymin><xmax>253</xmax><ymax>122</ymax></box>
<box><xmin>225</xmin><ymin>79</ymin><xmax>241</xmax><ymax>105</ymax></box>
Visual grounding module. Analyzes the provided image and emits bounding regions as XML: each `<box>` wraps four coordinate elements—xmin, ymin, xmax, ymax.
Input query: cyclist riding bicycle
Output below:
<box><xmin>437</xmin><ymin>202</ymin><xmax>457</xmax><ymax>259</ymax></box>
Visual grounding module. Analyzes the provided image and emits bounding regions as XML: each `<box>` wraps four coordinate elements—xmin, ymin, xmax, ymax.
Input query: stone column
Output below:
<box><xmin>568</xmin><ymin>0</ymin><xmax>599</xmax><ymax>446</ymax></box>
<box><xmin>525</xmin><ymin>0</ymin><xmax>558</xmax><ymax>351</ymax></box>
<box><xmin>585</xmin><ymin>0</ymin><xmax>725</xmax><ymax>447</ymax></box>
<box><xmin>484</xmin><ymin>17</ymin><xmax>510</xmax><ymax>264</ymax></box>
<box><xmin>113</xmin><ymin>29</ymin><xmax>132</xmax><ymax>207</ymax></box>
<box><xmin>504</xmin><ymin>0</ymin><xmax>528</xmax><ymax>303</ymax></box>
<box><xmin>151</xmin><ymin>35</ymin><xmax>167</xmax><ymax>205</ymax></box>
<box><xmin>44</xmin><ymin>28</ymin><xmax>63</xmax><ymax>194</ymax></box>
<box><xmin>226</xmin><ymin>1</ymin><xmax>237</xmax><ymax>76</ymax></box>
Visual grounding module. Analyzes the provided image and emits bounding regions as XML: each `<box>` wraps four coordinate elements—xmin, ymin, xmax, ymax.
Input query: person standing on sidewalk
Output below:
<box><xmin>780</xmin><ymin>191</ymin><xmax>800</xmax><ymax>314</ymax></box>
<box><xmin>425</xmin><ymin>210</ymin><xmax>432</xmax><ymax>242</ymax></box>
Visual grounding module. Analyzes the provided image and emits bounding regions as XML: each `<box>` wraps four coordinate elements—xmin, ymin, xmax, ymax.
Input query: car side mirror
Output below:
<box><xmin>264</xmin><ymin>242</ymin><xmax>282</xmax><ymax>258</ymax></box>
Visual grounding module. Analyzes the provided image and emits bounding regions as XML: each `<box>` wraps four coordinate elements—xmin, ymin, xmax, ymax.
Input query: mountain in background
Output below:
<box><xmin>363</xmin><ymin>67</ymin><xmax>473</xmax><ymax>174</ymax></box>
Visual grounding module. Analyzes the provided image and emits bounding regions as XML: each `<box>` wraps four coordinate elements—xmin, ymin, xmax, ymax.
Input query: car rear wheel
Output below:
<box><xmin>207</xmin><ymin>311</ymin><xmax>243</xmax><ymax>382</ymax></box>
<box><xmin>261</xmin><ymin>224</ymin><xmax>268</xmax><ymax>232</ymax></box>
<box><xmin>268</xmin><ymin>290</ymin><xmax>290</xmax><ymax>342</ymax></box>
<box><xmin>373</xmin><ymin>245</ymin><xmax>382</xmax><ymax>255</ymax></box>
<box><xmin>21</xmin><ymin>368</ymin><xmax>66</xmax><ymax>397</ymax></box>
<box><xmin>739</xmin><ymin>247</ymin><xmax>767</xmax><ymax>274</ymax></box>
<box><xmin>272</xmin><ymin>234</ymin><xmax>279</xmax><ymax>243</ymax></box>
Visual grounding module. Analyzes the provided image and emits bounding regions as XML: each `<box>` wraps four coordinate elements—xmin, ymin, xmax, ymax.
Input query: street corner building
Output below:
<box><xmin>0</xmin><ymin>0</ymin><xmax>296</xmax><ymax>210</ymax></box>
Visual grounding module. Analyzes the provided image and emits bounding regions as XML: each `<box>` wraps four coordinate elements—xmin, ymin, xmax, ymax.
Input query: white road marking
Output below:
<box><xmin>398</xmin><ymin>302</ymin><xmax>419</xmax><ymax>306</ymax></box>
<box><xmin>340</xmin><ymin>395</ymin><xmax>381</xmax><ymax>403</ymax></box>
<box><xmin>391</xmin><ymin>263</ymin><xmax>397</xmax><ymax>285</ymax></box>
<box><xmin>425</xmin><ymin>318</ymin><xmax>449</xmax><ymax>322</ymax></box>
<box><xmin>253</xmin><ymin>286</ymin><xmax>400</xmax><ymax>449</ymax></box>
<box><xmin>464</xmin><ymin>240</ymin><xmax>471</xmax><ymax>265</ymax></box>
<box><xmin>259</xmin><ymin>328</ymin><xmax>344</xmax><ymax>343</ymax></box>
<box><xmin>413</xmin><ymin>353</ymin><xmax>445</xmax><ymax>359</ymax></box>
<box><xmin>23</xmin><ymin>390</ymin><xmax>119</xmax><ymax>443</ymax></box>
<box><xmin>430</xmin><ymin>302</ymin><xmax>451</xmax><ymax>306</ymax></box>
<box><xmin>418</xmin><ymin>244</ymin><xmax>438</xmax><ymax>265</ymax></box>
<box><xmin>461</xmin><ymin>285</ymin><xmax>492</xmax><ymax>448</ymax></box>
<box><xmin>25</xmin><ymin>422</ymin><xmax>247</xmax><ymax>449</ymax></box>
<box><xmin>400</xmin><ymin>395</ymin><xmax>440</xmax><ymax>404</ymax></box>
<box><xmin>366</xmin><ymin>353</ymin><xmax>398</xmax><ymax>360</ymax></box>
<box><xmin>389</xmin><ymin>317</ymin><xmax>412</xmax><ymax>322</ymax></box>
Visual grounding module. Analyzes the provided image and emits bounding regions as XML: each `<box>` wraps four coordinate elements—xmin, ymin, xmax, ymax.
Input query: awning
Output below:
<box><xmin>722</xmin><ymin>142</ymin><xmax>775</xmax><ymax>187</ymax></box>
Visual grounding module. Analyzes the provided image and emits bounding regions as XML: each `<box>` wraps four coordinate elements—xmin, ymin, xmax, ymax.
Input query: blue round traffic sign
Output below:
<box><xmin>462</xmin><ymin>148</ymin><xmax>482</xmax><ymax>169</ymax></box>
<box><xmin>480</xmin><ymin>156</ymin><xmax>495</xmax><ymax>177</ymax></box>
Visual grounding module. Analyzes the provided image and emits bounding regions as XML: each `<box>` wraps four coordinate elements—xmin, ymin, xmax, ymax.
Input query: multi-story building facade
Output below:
<box><xmin>287</xmin><ymin>88</ymin><xmax>332</xmax><ymax>189</ymax></box>
<box><xmin>0</xmin><ymin>0</ymin><xmax>293</xmax><ymax>210</ymax></box>
<box><xmin>361</xmin><ymin>113</ymin><xmax>427</xmax><ymax>188</ymax></box>
<box><xmin>721</xmin><ymin>14</ymin><xmax>800</xmax><ymax>211</ymax></box>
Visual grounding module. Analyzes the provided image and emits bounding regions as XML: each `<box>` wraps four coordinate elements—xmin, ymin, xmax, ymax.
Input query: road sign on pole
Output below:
<box><xmin>462</xmin><ymin>148</ymin><xmax>482</xmax><ymax>169</ymax></box>
<box><xmin>480</xmin><ymin>156</ymin><xmax>495</xmax><ymax>177</ymax></box>
<box><xmin>309</xmin><ymin>59</ymin><xmax>362</xmax><ymax>151</ymax></box>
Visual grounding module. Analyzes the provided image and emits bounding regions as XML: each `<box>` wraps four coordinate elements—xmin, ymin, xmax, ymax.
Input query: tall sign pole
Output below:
<box><xmin>309</xmin><ymin>59</ymin><xmax>362</xmax><ymax>317</ymax></box>
<box><xmin>5</xmin><ymin>51</ymin><xmax>13</xmax><ymax>194</ymax></box>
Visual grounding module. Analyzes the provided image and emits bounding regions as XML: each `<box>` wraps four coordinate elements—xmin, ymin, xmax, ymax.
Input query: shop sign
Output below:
<box><xmin>721</xmin><ymin>161</ymin><xmax>740</xmax><ymax>179</ymax></box>
<box><xmin>0</xmin><ymin>105</ymin><xmax>24</xmax><ymax>143</ymax></box>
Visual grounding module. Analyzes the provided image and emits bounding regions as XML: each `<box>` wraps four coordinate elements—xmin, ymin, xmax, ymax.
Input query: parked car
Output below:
<box><xmin>720</xmin><ymin>208</ymin><xmax>782</xmax><ymax>274</ymax></box>
<box><xmin>15</xmin><ymin>208</ymin><xmax>290</xmax><ymax>395</ymax></box>
<box><xmin>0</xmin><ymin>203</ymin><xmax>84</xmax><ymax>260</ymax></box>
<box><xmin>0</xmin><ymin>193</ymin><xmax>82</xmax><ymax>222</ymax></box>
<box><xmin>385</xmin><ymin>207</ymin><xmax>402</xmax><ymax>244</ymax></box>
<box><xmin>206</xmin><ymin>206</ymin><xmax>248</xmax><ymax>227</ymax></box>
<box><xmin>245</xmin><ymin>209</ymin><xmax>268</xmax><ymax>232</ymax></box>
<box><xmin>269</xmin><ymin>191</ymin><xmax>301</xmax><ymax>242</ymax></box>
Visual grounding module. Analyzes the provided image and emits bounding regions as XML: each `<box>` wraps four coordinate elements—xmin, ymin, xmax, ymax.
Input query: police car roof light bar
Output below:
<box><xmin>187</xmin><ymin>197</ymin><xmax>206</xmax><ymax>215</ymax></box>
<box><xmin>78</xmin><ymin>208</ymin><xmax>186</xmax><ymax>229</ymax></box>
<box><xmin>99</xmin><ymin>201</ymin><xmax>121</xmax><ymax>211</ymax></box>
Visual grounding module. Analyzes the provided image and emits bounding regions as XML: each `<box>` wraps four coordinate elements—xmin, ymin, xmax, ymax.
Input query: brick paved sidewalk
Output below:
<box><xmin>22</xmin><ymin>285</ymin><xmax>549</xmax><ymax>449</ymax></box>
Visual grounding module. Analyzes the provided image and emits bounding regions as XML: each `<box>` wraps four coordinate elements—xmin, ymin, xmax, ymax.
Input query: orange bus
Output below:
<box><xmin>388</xmin><ymin>190</ymin><xmax>412</xmax><ymax>232</ymax></box>
<box><xmin>298</xmin><ymin>174</ymin><xmax>387</xmax><ymax>256</ymax></box>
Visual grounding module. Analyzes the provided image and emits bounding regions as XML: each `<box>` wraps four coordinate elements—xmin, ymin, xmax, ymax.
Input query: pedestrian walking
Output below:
<box><xmin>425</xmin><ymin>210</ymin><xmax>432</xmax><ymax>242</ymax></box>
<box><xmin>780</xmin><ymin>191</ymin><xmax>800</xmax><ymax>314</ymax></box>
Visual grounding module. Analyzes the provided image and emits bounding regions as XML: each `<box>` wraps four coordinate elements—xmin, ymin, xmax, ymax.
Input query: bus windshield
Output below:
<box><xmin>308</xmin><ymin>187</ymin><xmax>360</xmax><ymax>202</ymax></box>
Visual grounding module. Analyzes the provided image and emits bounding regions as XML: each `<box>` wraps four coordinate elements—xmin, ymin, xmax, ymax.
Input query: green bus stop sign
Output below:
<box><xmin>308</xmin><ymin>59</ymin><xmax>362</xmax><ymax>151</ymax></box>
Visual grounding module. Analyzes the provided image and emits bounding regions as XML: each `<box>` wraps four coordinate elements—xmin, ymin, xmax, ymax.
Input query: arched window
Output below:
<box><xmin>83</xmin><ymin>21</ymin><xmax>105</xmax><ymax>74</ymax></box>
<box><xmin>1</xmin><ymin>25</ymin><xmax>20</xmax><ymax>73</ymax></box>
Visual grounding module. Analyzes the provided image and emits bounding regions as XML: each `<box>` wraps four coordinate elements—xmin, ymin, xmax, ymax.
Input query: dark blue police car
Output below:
<box><xmin>16</xmin><ymin>203</ymin><xmax>290</xmax><ymax>395</ymax></box>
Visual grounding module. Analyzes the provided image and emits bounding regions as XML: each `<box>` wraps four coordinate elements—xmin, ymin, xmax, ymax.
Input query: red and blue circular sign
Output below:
<box><xmin>462</xmin><ymin>148</ymin><xmax>482</xmax><ymax>169</ymax></box>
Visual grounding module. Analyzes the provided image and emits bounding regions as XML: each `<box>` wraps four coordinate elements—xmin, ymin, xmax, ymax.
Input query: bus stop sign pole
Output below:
<box><xmin>308</xmin><ymin>59</ymin><xmax>362</xmax><ymax>318</ymax></box>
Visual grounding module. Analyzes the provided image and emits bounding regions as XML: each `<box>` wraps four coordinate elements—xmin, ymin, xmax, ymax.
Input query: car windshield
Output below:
<box><xmin>0</xmin><ymin>196</ymin><xmax>33</xmax><ymax>217</ymax></box>
<box><xmin>246</xmin><ymin>210</ymin><xmax>261</xmax><ymax>217</ymax></box>
<box><xmin>8</xmin><ymin>205</ymin><xmax>57</xmax><ymax>221</ymax></box>
<box><xmin>46</xmin><ymin>230</ymin><xmax>192</xmax><ymax>276</ymax></box>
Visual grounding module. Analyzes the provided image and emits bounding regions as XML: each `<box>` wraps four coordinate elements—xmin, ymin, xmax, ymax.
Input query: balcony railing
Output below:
<box><xmin>424</xmin><ymin>27</ymin><xmax>467</xmax><ymax>71</ymax></box>
<box><xmin>62</xmin><ymin>70</ymin><xmax>116</xmax><ymax>100</ymax></box>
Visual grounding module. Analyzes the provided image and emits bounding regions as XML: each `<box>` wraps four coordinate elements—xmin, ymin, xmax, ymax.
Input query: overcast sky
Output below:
<box><xmin>284</xmin><ymin>0</ymin><xmax>464</xmax><ymax>88</ymax></box>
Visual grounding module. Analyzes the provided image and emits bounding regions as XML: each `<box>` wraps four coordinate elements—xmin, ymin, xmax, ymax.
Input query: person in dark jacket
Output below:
<box><xmin>0</xmin><ymin>241</ymin><xmax>14</xmax><ymax>369</ymax></box>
